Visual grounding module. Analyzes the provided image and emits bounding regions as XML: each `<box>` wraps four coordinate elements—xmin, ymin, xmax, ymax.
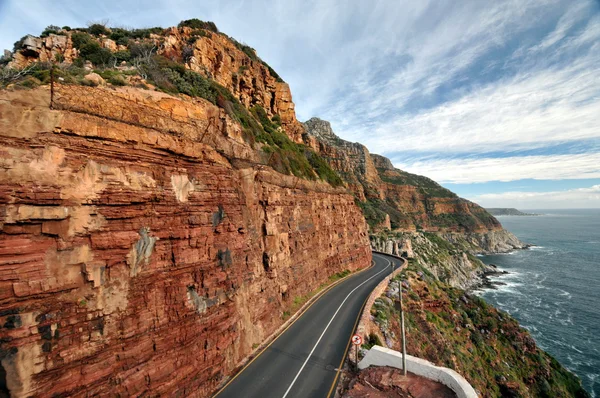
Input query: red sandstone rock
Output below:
<box><xmin>343</xmin><ymin>366</ymin><xmax>456</xmax><ymax>398</ymax></box>
<box><xmin>0</xmin><ymin>86</ymin><xmax>371</xmax><ymax>397</ymax></box>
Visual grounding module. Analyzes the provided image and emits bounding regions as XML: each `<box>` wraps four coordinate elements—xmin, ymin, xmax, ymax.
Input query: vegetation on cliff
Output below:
<box><xmin>486</xmin><ymin>208</ymin><xmax>540</xmax><ymax>216</ymax></box>
<box><xmin>368</xmin><ymin>234</ymin><xmax>589</xmax><ymax>397</ymax></box>
<box><xmin>1</xmin><ymin>21</ymin><xmax>343</xmax><ymax>187</ymax></box>
<box><xmin>302</xmin><ymin>118</ymin><xmax>503</xmax><ymax>234</ymax></box>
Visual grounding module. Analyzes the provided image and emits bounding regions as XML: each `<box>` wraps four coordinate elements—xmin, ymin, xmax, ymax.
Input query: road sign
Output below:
<box><xmin>351</xmin><ymin>334</ymin><xmax>363</xmax><ymax>346</ymax></box>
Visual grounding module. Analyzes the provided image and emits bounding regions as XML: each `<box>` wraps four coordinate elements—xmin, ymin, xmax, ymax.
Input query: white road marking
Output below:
<box><xmin>281</xmin><ymin>255</ymin><xmax>392</xmax><ymax>398</ymax></box>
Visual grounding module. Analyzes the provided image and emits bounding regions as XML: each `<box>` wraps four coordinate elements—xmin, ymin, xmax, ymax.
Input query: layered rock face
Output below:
<box><xmin>10</xmin><ymin>27</ymin><xmax>304</xmax><ymax>144</ymax></box>
<box><xmin>161</xmin><ymin>27</ymin><xmax>305</xmax><ymax>142</ymax></box>
<box><xmin>0</xmin><ymin>86</ymin><xmax>371</xmax><ymax>397</ymax></box>
<box><xmin>302</xmin><ymin>118</ymin><xmax>382</xmax><ymax>202</ymax></box>
<box><xmin>303</xmin><ymin>118</ymin><xmax>508</xmax><ymax>235</ymax></box>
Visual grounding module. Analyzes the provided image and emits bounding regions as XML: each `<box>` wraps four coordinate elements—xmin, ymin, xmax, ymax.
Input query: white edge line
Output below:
<box><xmin>281</xmin><ymin>255</ymin><xmax>392</xmax><ymax>398</ymax></box>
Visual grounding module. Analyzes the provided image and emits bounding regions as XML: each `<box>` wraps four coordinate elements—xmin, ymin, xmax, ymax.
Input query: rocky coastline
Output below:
<box><xmin>364</xmin><ymin>232</ymin><xmax>589</xmax><ymax>397</ymax></box>
<box><xmin>370</xmin><ymin>229</ymin><xmax>528</xmax><ymax>291</ymax></box>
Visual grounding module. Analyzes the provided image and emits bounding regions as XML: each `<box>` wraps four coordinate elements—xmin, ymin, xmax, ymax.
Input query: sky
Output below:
<box><xmin>1</xmin><ymin>0</ymin><xmax>599</xmax><ymax>209</ymax></box>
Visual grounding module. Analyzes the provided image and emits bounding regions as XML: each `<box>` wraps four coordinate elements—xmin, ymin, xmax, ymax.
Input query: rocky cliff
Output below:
<box><xmin>7</xmin><ymin>24</ymin><xmax>304</xmax><ymax>143</ymax></box>
<box><xmin>303</xmin><ymin>119</ymin><xmax>505</xmax><ymax>234</ymax></box>
<box><xmin>0</xmin><ymin>20</ymin><xmax>535</xmax><ymax>397</ymax></box>
<box><xmin>302</xmin><ymin>118</ymin><xmax>525</xmax><ymax>264</ymax></box>
<box><xmin>0</xmin><ymin>81</ymin><xmax>370</xmax><ymax>396</ymax></box>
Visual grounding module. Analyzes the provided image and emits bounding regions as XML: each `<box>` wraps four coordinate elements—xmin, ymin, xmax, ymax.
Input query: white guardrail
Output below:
<box><xmin>359</xmin><ymin>346</ymin><xmax>478</xmax><ymax>398</ymax></box>
<box><xmin>359</xmin><ymin>251</ymin><xmax>479</xmax><ymax>398</ymax></box>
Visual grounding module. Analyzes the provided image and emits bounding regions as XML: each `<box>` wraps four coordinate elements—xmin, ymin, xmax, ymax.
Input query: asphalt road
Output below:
<box><xmin>213</xmin><ymin>252</ymin><xmax>405</xmax><ymax>398</ymax></box>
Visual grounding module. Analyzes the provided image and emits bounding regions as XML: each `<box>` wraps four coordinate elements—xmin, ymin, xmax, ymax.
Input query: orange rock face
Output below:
<box><xmin>0</xmin><ymin>86</ymin><xmax>371</xmax><ymax>397</ymax></box>
<box><xmin>10</xmin><ymin>27</ymin><xmax>304</xmax><ymax>144</ymax></box>
<box><xmin>9</xmin><ymin>33</ymin><xmax>79</xmax><ymax>69</ymax></box>
<box><xmin>303</xmin><ymin>119</ymin><xmax>502</xmax><ymax>233</ymax></box>
<box><xmin>161</xmin><ymin>27</ymin><xmax>305</xmax><ymax>142</ymax></box>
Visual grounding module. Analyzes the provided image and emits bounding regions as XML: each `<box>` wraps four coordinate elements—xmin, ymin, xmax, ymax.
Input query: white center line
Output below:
<box><xmin>281</xmin><ymin>256</ymin><xmax>392</xmax><ymax>398</ymax></box>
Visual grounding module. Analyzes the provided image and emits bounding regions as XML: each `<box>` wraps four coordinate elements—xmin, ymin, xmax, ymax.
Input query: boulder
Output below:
<box><xmin>83</xmin><ymin>72</ymin><xmax>105</xmax><ymax>86</ymax></box>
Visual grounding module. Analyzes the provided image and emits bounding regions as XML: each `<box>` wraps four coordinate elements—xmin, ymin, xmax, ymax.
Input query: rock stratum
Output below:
<box><xmin>0</xmin><ymin>85</ymin><xmax>370</xmax><ymax>396</ymax></box>
<box><xmin>303</xmin><ymin>118</ymin><xmax>512</xmax><ymax>235</ymax></box>
<box><xmin>0</xmin><ymin>20</ymin><xmax>572</xmax><ymax>398</ymax></box>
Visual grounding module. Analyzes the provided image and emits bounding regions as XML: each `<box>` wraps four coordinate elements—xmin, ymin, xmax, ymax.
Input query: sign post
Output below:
<box><xmin>351</xmin><ymin>334</ymin><xmax>362</xmax><ymax>370</ymax></box>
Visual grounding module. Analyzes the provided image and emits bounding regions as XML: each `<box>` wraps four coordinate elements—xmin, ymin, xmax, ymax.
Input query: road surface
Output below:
<box><xmin>213</xmin><ymin>252</ymin><xmax>405</xmax><ymax>398</ymax></box>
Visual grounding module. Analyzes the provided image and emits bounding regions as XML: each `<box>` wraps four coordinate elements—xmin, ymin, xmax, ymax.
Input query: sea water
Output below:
<box><xmin>478</xmin><ymin>209</ymin><xmax>600</xmax><ymax>397</ymax></box>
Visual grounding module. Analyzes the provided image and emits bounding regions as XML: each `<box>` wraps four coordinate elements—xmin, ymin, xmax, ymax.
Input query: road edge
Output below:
<box><xmin>330</xmin><ymin>252</ymin><xmax>407</xmax><ymax>398</ymax></box>
<box><xmin>211</xmin><ymin>259</ymin><xmax>376</xmax><ymax>397</ymax></box>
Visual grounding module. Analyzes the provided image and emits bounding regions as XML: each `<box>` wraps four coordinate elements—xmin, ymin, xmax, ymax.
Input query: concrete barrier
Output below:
<box><xmin>351</xmin><ymin>252</ymin><xmax>406</xmax><ymax>364</ymax></box>
<box><xmin>359</xmin><ymin>345</ymin><xmax>478</xmax><ymax>398</ymax></box>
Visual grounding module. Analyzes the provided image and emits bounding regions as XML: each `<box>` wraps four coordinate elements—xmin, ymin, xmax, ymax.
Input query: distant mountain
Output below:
<box><xmin>486</xmin><ymin>208</ymin><xmax>540</xmax><ymax>216</ymax></box>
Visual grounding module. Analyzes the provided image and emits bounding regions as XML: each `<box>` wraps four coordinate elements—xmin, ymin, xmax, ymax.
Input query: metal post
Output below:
<box><xmin>355</xmin><ymin>345</ymin><xmax>358</xmax><ymax>370</ymax></box>
<box><xmin>400</xmin><ymin>283</ymin><xmax>407</xmax><ymax>375</ymax></box>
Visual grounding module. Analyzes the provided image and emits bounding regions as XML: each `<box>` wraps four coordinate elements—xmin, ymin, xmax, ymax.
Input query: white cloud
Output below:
<box><xmin>470</xmin><ymin>185</ymin><xmax>600</xmax><ymax>209</ymax></box>
<box><xmin>354</xmin><ymin>37</ymin><xmax>600</xmax><ymax>155</ymax></box>
<box><xmin>395</xmin><ymin>153</ymin><xmax>600</xmax><ymax>184</ymax></box>
<box><xmin>1</xmin><ymin>0</ymin><xmax>598</xmax><ymax>197</ymax></box>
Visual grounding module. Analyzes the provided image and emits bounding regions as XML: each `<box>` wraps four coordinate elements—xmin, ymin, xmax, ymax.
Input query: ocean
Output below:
<box><xmin>477</xmin><ymin>209</ymin><xmax>600</xmax><ymax>397</ymax></box>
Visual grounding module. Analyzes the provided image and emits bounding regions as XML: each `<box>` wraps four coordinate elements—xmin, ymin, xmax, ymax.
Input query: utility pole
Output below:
<box><xmin>400</xmin><ymin>281</ymin><xmax>407</xmax><ymax>375</ymax></box>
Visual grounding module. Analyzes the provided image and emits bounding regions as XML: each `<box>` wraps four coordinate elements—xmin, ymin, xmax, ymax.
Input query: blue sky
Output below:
<box><xmin>1</xmin><ymin>0</ymin><xmax>599</xmax><ymax>209</ymax></box>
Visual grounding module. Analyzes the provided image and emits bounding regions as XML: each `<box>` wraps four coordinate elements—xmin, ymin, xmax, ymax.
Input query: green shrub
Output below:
<box><xmin>363</xmin><ymin>333</ymin><xmax>383</xmax><ymax>350</ymax></box>
<box><xmin>108</xmin><ymin>75</ymin><xmax>127</xmax><ymax>86</ymax></box>
<box><xmin>306</xmin><ymin>150</ymin><xmax>343</xmax><ymax>186</ymax></box>
<box><xmin>113</xmin><ymin>50</ymin><xmax>131</xmax><ymax>63</ymax></box>
<box><xmin>78</xmin><ymin>41</ymin><xmax>113</xmax><ymax>66</ymax></box>
<box><xmin>177</xmin><ymin>19</ymin><xmax>219</xmax><ymax>33</ymax></box>
<box><xmin>71</xmin><ymin>32</ymin><xmax>93</xmax><ymax>49</ymax></box>
<box><xmin>16</xmin><ymin>77</ymin><xmax>41</xmax><ymax>88</ymax></box>
<box><xmin>40</xmin><ymin>25</ymin><xmax>62</xmax><ymax>37</ymax></box>
<box><xmin>62</xmin><ymin>26</ymin><xmax>71</xmax><ymax>31</ymax></box>
<box><xmin>12</xmin><ymin>35</ymin><xmax>29</xmax><ymax>52</ymax></box>
<box><xmin>109</xmin><ymin>28</ymin><xmax>132</xmax><ymax>46</ymax></box>
<box><xmin>88</xmin><ymin>24</ymin><xmax>110</xmax><ymax>36</ymax></box>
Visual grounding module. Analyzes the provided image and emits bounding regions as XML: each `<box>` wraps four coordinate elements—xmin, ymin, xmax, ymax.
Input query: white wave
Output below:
<box><xmin>571</xmin><ymin>345</ymin><xmax>584</xmax><ymax>354</ymax></box>
<box><xmin>494</xmin><ymin>284</ymin><xmax>524</xmax><ymax>295</ymax></box>
<box><xmin>503</xmin><ymin>272</ymin><xmax>524</xmax><ymax>280</ymax></box>
<box><xmin>526</xmin><ymin>324</ymin><xmax>539</xmax><ymax>332</ymax></box>
<box><xmin>558</xmin><ymin>289</ymin><xmax>572</xmax><ymax>299</ymax></box>
<box><xmin>566</xmin><ymin>354</ymin><xmax>583</xmax><ymax>367</ymax></box>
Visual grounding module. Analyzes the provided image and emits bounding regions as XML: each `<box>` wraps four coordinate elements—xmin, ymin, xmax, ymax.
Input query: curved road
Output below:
<box><xmin>213</xmin><ymin>252</ymin><xmax>404</xmax><ymax>398</ymax></box>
